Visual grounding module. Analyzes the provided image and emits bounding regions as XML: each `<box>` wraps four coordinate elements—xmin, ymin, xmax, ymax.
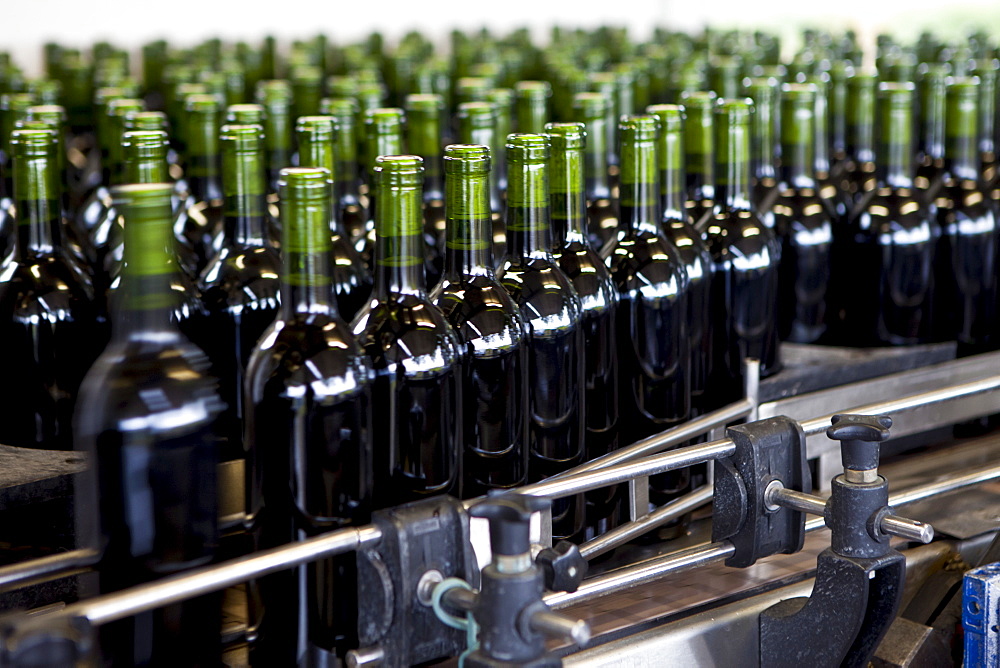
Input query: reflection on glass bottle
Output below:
<box><xmin>75</xmin><ymin>183</ymin><xmax>224</xmax><ymax>667</ymax></box>
<box><xmin>546</xmin><ymin>122</ymin><xmax>620</xmax><ymax>537</ymax></box>
<box><xmin>357</xmin><ymin>107</ymin><xmax>405</xmax><ymax>270</ymax></box>
<box><xmin>405</xmin><ymin>93</ymin><xmax>446</xmax><ymax>287</ymax></box>
<box><xmin>680</xmin><ymin>90</ymin><xmax>717</xmax><ymax>224</ymax></box>
<box><xmin>572</xmin><ymin>92</ymin><xmax>618</xmax><ymax>254</ymax></box>
<box><xmin>352</xmin><ymin>155</ymin><xmax>463</xmax><ymax>507</ymax></box>
<box><xmin>456</xmin><ymin>101</ymin><xmax>506</xmax><ymax>266</ymax></box>
<box><xmin>244</xmin><ymin>167</ymin><xmax>374</xmax><ymax>667</ymax></box>
<box><xmin>499</xmin><ymin>134</ymin><xmax>585</xmax><ymax>541</ymax></box>
<box><xmin>430</xmin><ymin>144</ymin><xmax>528</xmax><ymax>496</ymax></box>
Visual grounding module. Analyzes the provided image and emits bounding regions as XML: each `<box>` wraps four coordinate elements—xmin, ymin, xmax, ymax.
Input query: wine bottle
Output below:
<box><xmin>701</xmin><ymin>100</ymin><xmax>781</xmax><ymax>404</ymax></box>
<box><xmin>485</xmin><ymin>88</ymin><xmax>513</xmax><ymax>191</ymax></box>
<box><xmin>455</xmin><ymin>101</ymin><xmax>505</xmax><ymax>264</ymax></box>
<box><xmin>845</xmin><ymin>82</ymin><xmax>938</xmax><ymax>345</ymax></box>
<box><xmin>255</xmin><ymin>80</ymin><xmax>294</xmax><ymax>194</ymax></box>
<box><xmin>971</xmin><ymin>59</ymin><xmax>997</xmax><ymax>179</ymax></box>
<box><xmin>404</xmin><ymin>93</ymin><xmax>446</xmax><ymax>287</ymax></box>
<box><xmin>515</xmin><ymin>81</ymin><xmax>551</xmax><ymax>133</ymax></box>
<box><xmin>709</xmin><ymin>55</ymin><xmax>743</xmax><ymax>100</ymax></box>
<box><xmin>74</xmin><ymin>182</ymin><xmax>224</xmax><ymax>667</ymax></box>
<box><xmin>357</xmin><ymin>107</ymin><xmax>405</xmax><ymax>269</ymax></box>
<box><xmin>605</xmin><ymin>115</ymin><xmax>692</xmax><ymax>511</ymax></box>
<box><xmin>572</xmin><ymin>92</ymin><xmax>618</xmax><ymax>254</ymax></box>
<box><xmin>827</xmin><ymin>61</ymin><xmax>852</xmax><ymax>178</ymax></box>
<box><xmin>1</xmin><ymin>92</ymin><xmax>36</xmax><ymax>209</ymax></box>
<box><xmin>295</xmin><ymin>115</ymin><xmax>373</xmax><ymax>320</ymax></box>
<box><xmin>772</xmin><ymin>83</ymin><xmax>834</xmax><ymax>344</ymax></box>
<box><xmin>914</xmin><ymin>63</ymin><xmax>948</xmax><ymax>203</ymax></box>
<box><xmin>198</xmin><ymin>124</ymin><xmax>282</xmax><ymax>461</ymax></box>
<box><xmin>320</xmin><ymin>97</ymin><xmax>368</xmax><ymax>255</ymax></box>
<box><xmin>0</xmin><ymin>127</ymin><xmax>101</xmax><ymax>450</ymax></box>
<box><xmin>499</xmin><ymin>133</ymin><xmax>585</xmax><ymax>541</ymax></box>
<box><xmin>176</xmin><ymin>94</ymin><xmax>225</xmax><ymax>270</ymax></box>
<box><xmin>839</xmin><ymin>70</ymin><xmax>878</xmax><ymax>210</ymax></box>
<box><xmin>244</xmin><ymin>166</ymin><xmax>374</xmax><ymax>666</ymax></box>
<box><xmin>647</xmin><ymin>104</ymin><xmax>714</xmax><ymax>417</ymax></box>
<box><xmin>742</xmin><ymin>76</ymin><xmax>780</xmax><ymax>223</ymax></box>
<box><xmin>290</xmin><ymin>65</ymin><xmax>323</xmax><ymax>121</ymax></box>
<box><xmin>680</xmin><ymin>90</ymin><xmax>717</xmax><ymax>224</ymax></box>
<box><xmin>429</xmin><ymin>144</ymin><xmax>528</xmax><ymax>496</ymax></box>
<box><xmin>934</xmin><ymin>77</ymin><xmax>997</xmax><ymax>354</ymax></box>
<box><xmin>545</xmin><ymin>122</ymin><xmax>620</xmax><ymax>537</ymax></box>
<box><xmin>587</xmin><ymin>73</ymin><xmax>620</xmax><ymax>173</ymax></box>
<box><xmin>351</xmin><ymin>155</ymin><xmax>463</xmax><ymax>507</ymax></box>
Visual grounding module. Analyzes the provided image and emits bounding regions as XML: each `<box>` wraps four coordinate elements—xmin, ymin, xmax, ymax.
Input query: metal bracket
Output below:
<box><xmin>711</xmin><ymin>416</ymin><xmax>810</xmax><ymax>568</ymax></box>
<box><xmin>356</xmin><ymin>496</ymin><xmax>475</xmax><ymax>667</ymax></box>
<box><xmin>759</xmin><ymin>549</ymin><xmax>906</xmax><ymax>668</ymax></box>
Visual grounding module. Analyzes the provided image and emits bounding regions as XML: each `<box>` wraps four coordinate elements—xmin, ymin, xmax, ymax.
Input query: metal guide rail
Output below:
<box><xmin>1</xmin><ymin>350</ymin><xmax>999</xmax><ymax>666</ymax></box>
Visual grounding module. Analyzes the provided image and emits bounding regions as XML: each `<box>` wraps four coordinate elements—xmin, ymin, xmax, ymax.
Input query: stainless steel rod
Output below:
<box><xmin>771</xmin><ymin>487</ymin><xmax>829</xmax><ymax>516</ymax></box>
<box><xmin>546</xmin><ymin>541</ymin><xmax>737</xmax><ymax>609</ymax></box>
<box><xmin>68</xmin><ymin>525</ymin><xmax>382</xmax><ymax>626</ymax></box>
<box><xmin>550</xmin><ymin>459</ymin><xmax>1000</xmax><ymax>610</ymax></box>
<box><xmin>0</xmin><ymin>548</ymin><xmax>99</xmax><ymax>591</ymax></box>
<box><xmin>529</xmin><ymin>609</ymin><xmax>591</xmax><ymax>646</ymax></box>
<box><xmin>881</xmin><ymin>515</ymin><xmax>935</xmax><ymax>543</ymax></box>
<box><xmin>798</xmin><ymin>376</ymin><xmax>1000</xmax><ymax>437</ymax></box>
<box><xmin>579</xmin><ymin>486</ymin><xmax>715</xmax><ymax>560</ymax></box>
<box><xmin>520</xmin><ymin>440</ymin><xmax>736</xmax><ymax>500</ymax></box>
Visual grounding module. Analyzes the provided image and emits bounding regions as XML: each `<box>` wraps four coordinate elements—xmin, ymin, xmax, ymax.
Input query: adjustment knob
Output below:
<box><xmin>827</xmin><ymin>414</ymin><xmax>892</xmax><ymax>483</ymax></box>
<box><xmin>469</xmin><ymin>492</ymin><xmax>551</xmax><ymax>557</ymax></box>
<box><xmin>536</xmin><ymin>541</ymin><xmax>588</xmax><ymax>593</ymax></box>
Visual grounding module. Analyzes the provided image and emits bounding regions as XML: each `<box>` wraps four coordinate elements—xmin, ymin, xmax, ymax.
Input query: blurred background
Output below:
<box><xmin>4</xmin><ymin>0</ymin><xmax>1000</xmax><ymax>72</ymax></box>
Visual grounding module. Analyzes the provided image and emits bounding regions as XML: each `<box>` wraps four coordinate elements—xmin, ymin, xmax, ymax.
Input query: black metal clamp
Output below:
<box><xmin>757</xmin><ymin>414</ymin><xmax>935</xmax><ymax>668</ymax></box>
<box><xmin>426</xmin><ymin>492</ymin><xmax>590</xmax><ymax>668</ymax></box>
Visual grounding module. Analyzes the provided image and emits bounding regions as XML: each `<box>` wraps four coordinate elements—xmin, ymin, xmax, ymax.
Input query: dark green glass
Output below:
<box><xmin>702</xmin><ymin>101</ymin><xmax>781</xmax><ymax>403</ymax></box>
<box><xmin>320</xmin><ymin>97</ymin><xmax>368</xmax><ymax>249</ymax></box>
<box><xmin>0</xmin><ymin>128</ymin><xmax>101</xmax><ymax>450</ymax></box>
<box><xmin>456</xmin><ymin>101</ymin><xmax>505</xmax><ymax>264</ymax></box>
<box><xmin>500</xmin><ymin>134</ymin><xmax>585</xmax><ymax>542</ymax></box>
<box><xmin>176</xmin><ymin>94</ymin><xmax>224</xmax><ymax>271</ymax></box>
<box><xmin>934</xmin><ymin>77</ymin><xmax>997</xmax><ymax>354</ymax></box>
<box><xmin>198</xmin><ymin>124</ymin><xmax>282</xmax><ymax>462</ymax></box>
<box><xmin>515</xmin><ymin>81</ymin><xmax>551</xmax><ymax>133</ymax></box>
<box><xmin>255</xmin><ymin>80</ymin><xmax>294</xmax><ymax>193</ymax></box>
<box><xmin>647</xmin><ymin>104</ymin><xmax>714</xmax><ymax>416</ymax></box>
<box><xmin>290</xmin><ymin>65</ymin><xmax>323</xmax><ymax>120</ymax></box>
<box><xmin>545</xmin><ymin>123</ymin><xmax>620</xmax><ymax>537</ymax></box>
<box><xmin>245</xmin><ymin>167</ymin><xmax>373</xmax><ymax>666</ymax></box>
<box><xmin>710</xmin><ymin>55</ymin><xmax>743</xmax><ymax>99</ymax></box>
<box><xmin>485</xmin><ymin>88</ymin><xmax>513</xmax><ymax>191</ymax></box>
<box><xmin>844</xmin><ymin>82</ymin><xmax>938</xmax><ymax>345</ymax></box>
<box><xmin>742</xmin><ymin>76</ymin><xmax>780</xmax><ymax>221</ymax></box>
<box><xmin>680</xmin><ymin>90</ymin><xmax>717</xmax><ymax>223</ymax></box>
<box><xmin>606</xmin><ymin>116</ymin><xmax>691</xmax><ymax>477</ymax></box>
<box><xmin>971</xmin><ymin>59</ymin><xmax>998</xmax><ymax>176</ymax></box>
<box><xmin>572</xmin><ymin>92</ymin><xmax>618</xmax><ymax>253</ymax></box>
<box><xmin>405</xmin><ymin>93</ymin><xmax>446</xmax><ymax>287</ymax></box>
<box><xmin>75</xmin><ymin>182</ymin><xmax>223</xmax><ymax>667</ymax></box>
<box><xmin>296</xmin><ymin>115</ymin><xmax>372</xmax><ymax>320</ymax></box>
<box><xmin>915</xmin><ymin>64</ymin><xmax>948</xmax><ymax>203</ymax></box>
<box><xmin>839</xmin><ymin>70</ymin><xmax>877</xmax><ymax>208</ymax></box>
<box><xmin>357</xmin><ymin>107</ymin><xmax>405</xmax><ymax>270</ymax></box>
<box><xmin>429</xmin><ymin>145</ymin><xmax>528</xmax><ymax>496</ymax></box>
<box><xmin>772</xmin><ymin>84</ymin><xmax>833</xmax><ymax>344</ymax></box>
<box><xmin>351</xmin><ymin>155</ymin><xmax>463</xmax><ymax>507</ymax></box>
<box><xmin>827</xmin><ymin>61</ymin><xmax>853</xmax><ymax>174</ymax></box>
<box><xmin>1</xmin><ymin>92</ymin><xmax>36</xmax><ymax>204</ymax></box>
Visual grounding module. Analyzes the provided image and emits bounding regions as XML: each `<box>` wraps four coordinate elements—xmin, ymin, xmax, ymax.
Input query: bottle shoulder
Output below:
<box><xmin>76</xmin><ymin>338</ymin><xmax>223</xmax><ymax>436</ymax></box>
<box><xmin>499</xmin><ymin>256</ymin><xmax>582</xmax><ymax>327</ymax></box>
<box><xmin>772</xmin><ymin>189</ymin><xmax>836</xmax><ymax>236</ymax></box>
<box><xmin>936</xmin><ymin>182</ymin><xmax>998</xmax><ymax>232</ymax></box>
<box><xmin>0</xmin><ymin>253</ymin><xmax>96</xmax><ymax>315</ymax></box>
<box><xmin>854</xmin><ymin>189</ymin><xmax>939</xmax><ymax>236</ymax></box>
<box><xmin>198</xmin><ymin>246</ymin><xmax>282</xmax><ymax>301</ymax></box>
<box><xmin>431</xmin><ymin>275</ymin><xmax>526</xmax><ymax>352</ymax></box>
<box><xmin>553</xmin><ymin>243</ymin><xmax>618</xmax><ymax>313</ymax></box>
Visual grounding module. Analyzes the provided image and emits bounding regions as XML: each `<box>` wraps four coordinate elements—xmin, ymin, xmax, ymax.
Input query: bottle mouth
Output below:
<box><xmin>123</xmin><ymin>130</ymin><xmax>168</xmax><ymax>156</ymax></box>
<box><xmin>444</xmin><ymin>144</ymin><xmax>491</xmax><ymax>175</ymax></box>
<box><xmin>405</xmin><ymin>94</ymin><xmax>444</xmax><ymax>114</ymax></box>
<box><xmin>225</xmin><ymin>103</ymin><xmax>265</xmax><ymax>125</ymax></box>
<box><xmin>221</xmin><ymin>124</ymin><xmax>265</xmax><ymax>153</ymax></box>
<box><xmin>11</xmin><ymin>128</ymin><xmax>55</xmax><ymax>157</ymax></box>
<box><xmin>679</xmin><ymin>90</ymin><xmax>719</xmax><ymax>110</ymax></box>
<box><xmin>619</xmin><ymin>115</ymin><xmax>659</xmax><ymax>143</ymax></box>
<box><xmin>111</xmin><ymin>182</ymin><xmax>175</xmax><ymax>208</ymax></box>
<box><xmin>781</xmin><ymin>83</ymin><xmax>818</xmax><ymax>104</ymax></box>
<box><xmin>457</xmin><ymin>102</ymin><xmax>496</xmax><ymax>129</ymax></box>
<box><xmin>296</xmin><ymin>115</ymin><xmax>336</xmax><ymax>139</ymax></box>
<box><xmin>184</xmin><ymin>93</ymin><xmax>219</xmax><ymax>114</ymax></box>
<box><xmin>375</xmin><ymin>154</ymin><xmax>424</xmax><ymax>187</ymax></box>
<box><xmin>506</xmin><ymin>133</ymin><xmax>550</xmax><ymax>163</ymax></box>
<box><xmin>646</xmin><ymin>104</ymin><xmax>685</xmax><ymax>132</ymax></box>
<box><xmin>127</xmin><ymin>110</ymin><xmax>168</xmax><ymax>132</ymax></box>
<box><xmin>515</xmin><ymin>80</ymin><xmax>552</xmax><ymax>100</ymax></box>
<box><xmin>365</xmin><ymin>107</ymin><xmax>405</xmax><ymax>133</ymax></box>
<box><xmin>572</xmin><ymin>92</ymin><xmax>608</xmax><ymax>119</ymax></box>
<box><xmin>714</xmin><ymin>99</ymin><xmax>753</xmax><ymax>124</ymax></box>
<box><xmin>544</xmin><ymin>122</ymin><xmax>586</xmax><ymax>150</ymax></box>
<box><xmin>279</xmin><ymin>167</ymin><xmax>332</xmax><ymax>201</ymax></box>
<box><xmin>321</xmin><ymin>97</ymin><xmax>358</xmax><ymax>118</ymax></box>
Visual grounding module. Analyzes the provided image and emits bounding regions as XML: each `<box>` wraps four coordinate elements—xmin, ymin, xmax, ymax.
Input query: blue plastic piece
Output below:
<box><xmin>964</xmin><ymin>562</ymin><xmax>1000</xmax><ymax>667</ymax></box>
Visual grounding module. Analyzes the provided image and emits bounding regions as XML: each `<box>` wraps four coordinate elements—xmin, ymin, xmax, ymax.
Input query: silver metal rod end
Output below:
<box><xmin>881</xmin><ymin>514</ymin><xmax>935</xmax><ymax>544</ymax></box>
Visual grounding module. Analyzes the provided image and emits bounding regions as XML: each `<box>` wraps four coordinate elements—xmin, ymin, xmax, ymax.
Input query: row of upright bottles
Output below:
<box><xmin>0</xmin><ymin>25</ymin><xmax>998</xmax><ymax>666</ymax></box>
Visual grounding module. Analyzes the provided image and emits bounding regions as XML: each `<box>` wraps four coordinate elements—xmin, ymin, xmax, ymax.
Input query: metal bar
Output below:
<box><xmin>550</xmin><ymin>460</ymin><xmax>1000</xmax><ymax>610</ymax></box>
<box><xmin>0</xmin><ymin>548</ymin><xmax>100</xmax><ymax>591</ymax></box>
<box><xmin>798</xmin><ymin>376</ymin><xmax>1000</xmax><ymax>438</ymax></box>
<box><xmin>579</xmin><ymin>486</ymin><xmax>715</xmax><ymax>560</ymax></box>
<box><xmin>66</xmin><ymin>526</ymin><xmax>382</xmax><ymax>626</ymax></box>
<box><xmin>546</xmin><ymin>542</ymin><xmax>737</xmax><ymax>609</ymax></box>
<box><xmin>520</xmin><ymin>439</ymin><xmax>736</xmax><ymax>500</ymax></box>
<box><xmin>770</xmin><ymin>487</ymin><xmax>828</xmax><ymax>516</ymax></box>
<box><xmin>529</xmin><ymin>609</ymin><xmax>591</xmax><ymax>646</ymax></box>
<box><xmin>627</xmin><ymin>477</ymin><xmax>650</xmax><ymax>523</ymax></box>
<box><xmin>743</xmin><ymin>358</ymin><xmax>760</xmax><ymax>422</ymax></box>
<box><xmin>881</xmin><ymin>515</ymin><xmax>935</xmax><ymax>543</ymax></box>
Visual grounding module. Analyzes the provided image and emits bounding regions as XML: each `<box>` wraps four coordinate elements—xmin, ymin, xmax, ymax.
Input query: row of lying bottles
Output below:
<box><xmin>0</xmin><ymin>25</ymin><xmax>997</xmax><ymax>666</ymax></box>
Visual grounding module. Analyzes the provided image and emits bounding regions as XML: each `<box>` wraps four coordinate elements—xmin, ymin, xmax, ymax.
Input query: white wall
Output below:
<box><xmin>3</xmin><ymin>0</ymin><xmax>1000</xmax><ymax>74</ymax></box>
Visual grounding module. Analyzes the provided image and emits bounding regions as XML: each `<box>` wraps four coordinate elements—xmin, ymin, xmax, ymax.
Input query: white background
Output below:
<box><xmin>2</xmin><ymin>0</ymin><xmax>1000</xmax><ymax>74</ymax></box>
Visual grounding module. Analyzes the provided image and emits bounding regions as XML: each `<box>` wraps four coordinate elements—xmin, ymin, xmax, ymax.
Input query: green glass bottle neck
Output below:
<box><xmin>848</xmin><ymin>86</ymin><xmax>875</xmax><ymax>164</ymax></box>
<box><xmin>946</xmin><ymin>96</ymin><xmax>980</xmax><ymax>182</ymax></box>
<box><xmin>549</xmin><ymin>145</ymin><xmax>588</xmax><ymax>246</ymax></box>
<box><xmin>13</xmin><ymin>151</ymin><xmax>60</xmax><ymax>255</ymax></box>
<box><xmin>877</xmin><ymin>106</ymin><xmax>914</xmax><ymax>189</ymax></box>
<box><xmin>332</xmin><ymin>118</ymin><xmax>360</xmax><ymax>205</ymax></box>
<box><xmin>119</xmin><ymin>191</ymin><xmax>179</xmax><ymax>337</ymax></box>
<box><xmin>685</xmin><ymin>110</ymin><xmax>714</xmax><ymax>203</ymax></box>
<box><xmin>223</xmin><ymin>149</ymin><xmax>270</xmax><ymax>247</ymax></box>
<box><xmin>919</xmin><ymin>82</ymin><xmax>946</xmax><ymax>161</ymax></box>
<box><xmin>264</xmin><ymin>109</ymin><xmax>291</xmax><ymax>189</ymax></box>
<box><xmin>186</xmin><ymin>119</ymin><xmax>222</xmax><ymax>202</ymax></box>
<box><xmin>829</xmin><ymin>77</ymin><xmax>848</xmax><ymax>157</ymax></box>
<box><xmin>657</xmin><ymin>128</ymin><xmax>686</xmax><ymax>221</ymax></box>
<box><xmin>715</xmin><ymin>120</ymin><xmax>753</xmax><ymax>212</ymax></box>
<box><xmin>780</xmin><ymin>104</ymin><xmax>817</xmax><ymax>188</ymax></box>
<box><xmin>620</xmin><ymin>138</ymin><xmax>661</xmax><ymax>235</ymax></box>
<box><xmin>281</xmin><ymin>194</ymin><xmax>335</xmax><ymax>318</ymax></box>
<box><xmin>749</xmin><ymin>92</ymin><xmax>776</xmax><ymax>181</ymax></box>
<box><xmin>505</xmin><ymin>159</ymin><xmax>552</xmax><ymax>259</ymax></box>
<box><xmin>444</xmin><ymin>169</ymin><xmax>494</xmax><ymax>276</ymax></box>
<box><xmin>374</xmin><ymin>182</ymin><xmax>425</xmax><ymax>296</ymax></box>
<box><xmin>811</xmin><ymin>88</ymin><xmax>831</xmax><ymax>177</ymax></box>
<box><xmin>582</xmin><ymin>115</ymin><xmax>611</xmax><ymax>200</ymax></box>
<box><xmin>457</xmin><ymin>123</ymin><xmax>502</xmax><ymax>213</ymax></box>
<box><xmin>408</xmin><ymin>114</ymin><xmax>444</xmax><ymax>201</ymax></box>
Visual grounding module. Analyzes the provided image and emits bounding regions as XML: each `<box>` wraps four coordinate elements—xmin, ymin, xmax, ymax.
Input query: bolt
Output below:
<box><xmin>416</xmin><ymin>569</ymin><xmax>444</xmax><ymax>607</ymax></box>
